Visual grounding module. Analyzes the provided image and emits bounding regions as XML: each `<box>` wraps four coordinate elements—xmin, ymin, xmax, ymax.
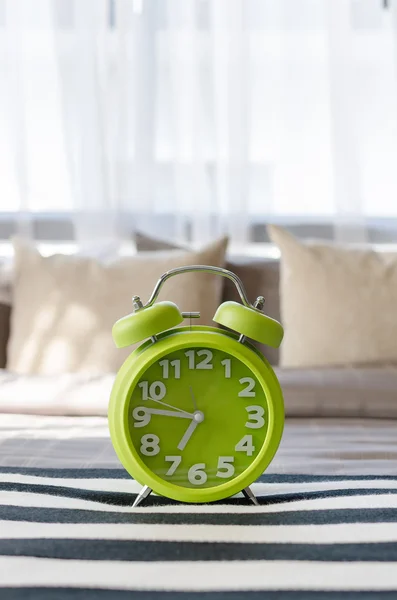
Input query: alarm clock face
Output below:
<box><xmin>127</xmin><ymin>347</ymin><xmax>269</xmax><ymax>489</ymax></box>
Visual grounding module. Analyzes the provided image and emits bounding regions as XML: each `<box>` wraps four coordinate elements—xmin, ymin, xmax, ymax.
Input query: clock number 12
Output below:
<box><xmin>185</xmin><ymin>350</ymin><xmax>213</xmax><ymax>370</ymax></box>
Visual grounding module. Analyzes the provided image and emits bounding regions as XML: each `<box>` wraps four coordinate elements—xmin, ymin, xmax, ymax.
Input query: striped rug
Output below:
<box><xmin>0</xmin><ymin>468</ymin><xmax>396</xmax><ymax>598</ymax></box>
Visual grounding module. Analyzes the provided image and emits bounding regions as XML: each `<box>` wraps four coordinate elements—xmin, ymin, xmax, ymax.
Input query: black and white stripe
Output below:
<box><xmin>0</xmin><ymin>468</ymin><xmax>396</xmax><ymax>598</ymax></box>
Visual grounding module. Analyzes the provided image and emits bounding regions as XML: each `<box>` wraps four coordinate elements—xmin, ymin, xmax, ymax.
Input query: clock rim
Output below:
<box><xmin>108</xmin><ymin>326</ymin><xmax>284</xmax><ymax>503</ymax></box>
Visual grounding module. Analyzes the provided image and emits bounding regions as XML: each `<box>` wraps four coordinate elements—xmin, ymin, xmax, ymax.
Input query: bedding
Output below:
<box><xmin>0</xmin><ymin>415</ymin><xmax>396</xmax><ymax>597</ymax></box>
<box><xmin>269</xmin><ymin>224</ymin><xmax>397</xmax><ymax>368</ymax></box>
<box><xmin>8</xmin><ymin>236</ymin><xmax>227</xmax><ymax>375</ymax></box>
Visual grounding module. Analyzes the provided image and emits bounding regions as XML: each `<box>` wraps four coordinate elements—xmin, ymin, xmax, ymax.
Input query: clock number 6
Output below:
<box><xmin>188</xmin><ymin>463</ymin><xmax>208</xmax><ymax>485</ymax></box>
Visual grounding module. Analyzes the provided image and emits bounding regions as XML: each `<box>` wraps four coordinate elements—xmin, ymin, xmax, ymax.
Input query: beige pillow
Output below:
<box><xmin>268</xmin><ymin>225</ymin><xmax>397</xmax><ymax>368</ymax></box>
<box><xmin>135</xmin><ymin>231</ymin><xmax>186</xmax><ymax>253</ymax></box>
<box><xmin>7</xmin><ymin>237</ymin><xmax>228</xmax><ymax>375</ymax></box>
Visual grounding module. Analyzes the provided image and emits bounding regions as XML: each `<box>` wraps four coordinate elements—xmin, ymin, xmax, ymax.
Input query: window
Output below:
<box><xmin>1</xmin><ymin>0</ymin><xmax>396</xmax><ymax>243</ymax></box>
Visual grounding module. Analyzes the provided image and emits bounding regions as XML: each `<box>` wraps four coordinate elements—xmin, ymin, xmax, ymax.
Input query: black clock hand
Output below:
<box><xmin>189</xmin><ymin>386</ymin><xmax>198</xmax><ymax>411</ymax></box>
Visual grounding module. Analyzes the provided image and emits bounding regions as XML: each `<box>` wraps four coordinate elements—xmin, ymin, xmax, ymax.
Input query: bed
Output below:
<box><xmin>1</xmin><ymin>414</ymin><xmax>396</xmax><ymax>598</ymax></box>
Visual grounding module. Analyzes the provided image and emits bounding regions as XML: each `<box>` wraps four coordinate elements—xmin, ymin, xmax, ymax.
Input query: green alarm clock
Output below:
<box><xmin>108</xmin><ymin>265</ymin><xmax>284</xmax><ymax>506</ymax></box>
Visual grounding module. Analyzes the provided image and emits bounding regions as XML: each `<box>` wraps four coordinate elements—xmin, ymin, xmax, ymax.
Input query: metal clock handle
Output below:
<box><xmin>143</xmin><ymin>265</ymin><xmax>261</xmax><ymax>310</ymax></box>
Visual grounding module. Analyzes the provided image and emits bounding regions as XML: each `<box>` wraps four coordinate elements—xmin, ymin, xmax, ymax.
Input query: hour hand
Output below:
<box><xmin>177</xmin><ymin>411</ymin><xmax>204</xmax><ymax>450</ymax></box>
<box><xmin>177</xmin><ymin>420</ymin><xmax>198</xmax><ymax>451</ymax></box>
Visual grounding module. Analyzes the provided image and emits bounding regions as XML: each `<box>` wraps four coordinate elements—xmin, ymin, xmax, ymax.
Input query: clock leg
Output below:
<box><xmin>133</xmin><ymin>485</ymin><xmax>152</xmax><ymax>507</ymax></box>
<box><xmin>242</xmin><ymin>486</ymin><xmax>259</xmax><ymax>506</ymax></box>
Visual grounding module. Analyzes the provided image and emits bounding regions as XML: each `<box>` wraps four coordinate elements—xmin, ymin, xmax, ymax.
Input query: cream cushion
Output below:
<box><xmin>7</xmin><ymin>237</ymin><xmax>228</xmax><ymax>375</ymax></box>
<box><xmin>268</xmin><ymin>225</ymin><xmax>397</xmax><ymax>368</ymax></box>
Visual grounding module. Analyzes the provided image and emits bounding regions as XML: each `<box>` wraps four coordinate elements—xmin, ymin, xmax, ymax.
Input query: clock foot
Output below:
<box><xmin>133</xmin><ymin>485</ymin><xmax>152</xmax><ymax>507</ymax></box>
<box><xmin>242</xmin><ymin>486</ymin><xmax>259</xmax><ymax>506</ymax></box>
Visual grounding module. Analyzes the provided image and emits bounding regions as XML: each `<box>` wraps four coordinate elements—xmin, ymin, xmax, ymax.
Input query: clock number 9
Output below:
<box><xmin>132</xmin><ymin>407</ymin><xmax>151</xmax><ymax>428</ymax></box>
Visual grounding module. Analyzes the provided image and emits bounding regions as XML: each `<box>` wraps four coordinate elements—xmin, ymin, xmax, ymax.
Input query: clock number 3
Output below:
<box><xmin>245</xmin><ymin>405</ymin><xmax>265</xmax><ymax>429</ymax></box>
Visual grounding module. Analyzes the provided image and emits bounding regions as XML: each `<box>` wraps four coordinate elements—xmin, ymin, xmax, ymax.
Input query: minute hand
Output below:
<box><xmin>146</xmin><ymin>397</ymin><xmax>193</xmax><ymax>417</ymax></box>
<box><xmin>145</xmin><ymin>407</ymin><xmax>193</xmax><ymax>420</ymax></box>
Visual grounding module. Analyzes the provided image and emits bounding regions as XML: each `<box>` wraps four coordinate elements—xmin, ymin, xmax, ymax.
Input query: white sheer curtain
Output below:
<box><xmin>1</xmin><ymin>0</ymin><xmax>397</xmax><ymax>246</ymax></box>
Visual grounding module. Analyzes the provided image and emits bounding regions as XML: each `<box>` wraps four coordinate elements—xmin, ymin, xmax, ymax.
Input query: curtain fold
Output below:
<box><xmin>1</xmin><ymin>0</ymin><xmax>397</xmax><ymax>245</ymax></box>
